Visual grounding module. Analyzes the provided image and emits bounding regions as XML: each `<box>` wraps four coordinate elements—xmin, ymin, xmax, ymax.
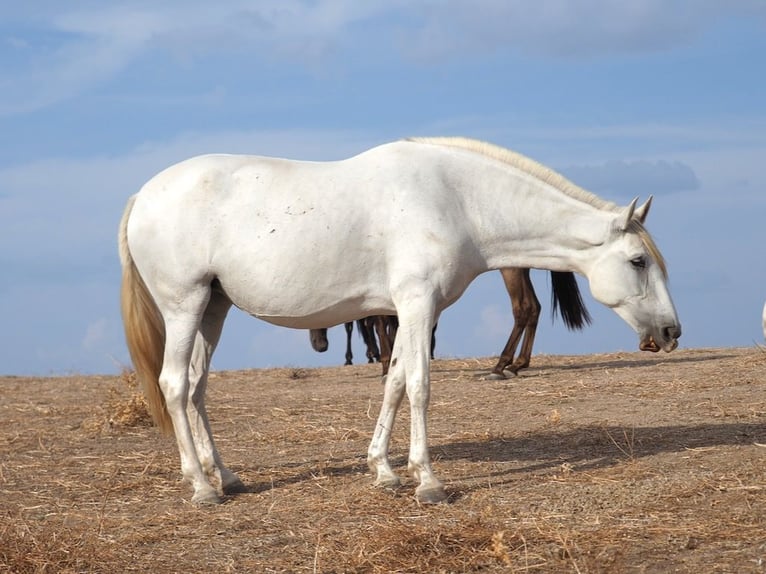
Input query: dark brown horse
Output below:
<box><xmin>309</xmin><ymin>269</ymin><xmax>590</xmax><ymax>379</ymax></box>
<box><xmin>310</xmin><ymin>318</ymin><xmax>381</xmax><ymax>365</ymax></box>
<box><xmin>488</xmin><ymin>268</ymin><xmax>590</xmax><ymax>379</ymax></box>
<box><xmin>310</xmin><ymin>314</ymin><xmax>428</xmax><ymax>375</ymax></box>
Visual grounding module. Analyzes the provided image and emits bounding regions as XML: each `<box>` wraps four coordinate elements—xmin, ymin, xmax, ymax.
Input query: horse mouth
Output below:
<box><xmin>639</xmin><ymin>335</ymin><xmax>679</xmax><ymax>353</ymax></box>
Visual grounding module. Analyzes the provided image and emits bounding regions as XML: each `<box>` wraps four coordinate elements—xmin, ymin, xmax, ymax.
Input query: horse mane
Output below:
<box><xmin>406</xmin><ymin>136</ymin><xmax>667</xmax><ymax>277</ymax></box>
<box><xmin>405</xmin><ymin>136</ymin><xmax>618</xmax><ymax>212</ymax></box>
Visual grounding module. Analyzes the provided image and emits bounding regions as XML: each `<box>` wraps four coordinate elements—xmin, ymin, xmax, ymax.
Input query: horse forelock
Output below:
<box><xmin>627</xmin><ymin>219</ymin><xmax>668</xmax><ymax>278</ymax></box>
<box><xmin>405</xmin><ymin>136</ymin><xmax>618</xmax><ymax>212</ymax></box>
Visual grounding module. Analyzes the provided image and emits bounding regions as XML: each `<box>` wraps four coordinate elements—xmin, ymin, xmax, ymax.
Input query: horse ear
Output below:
<box><xmin>617</xmin><ymin>197</ymin><xmax>639</xmax><ymax>231</ymax></box>
<box><xmin>633</xmin><ymin>195</ymin><xmax>653</xmax><ymax>224</ymax></box>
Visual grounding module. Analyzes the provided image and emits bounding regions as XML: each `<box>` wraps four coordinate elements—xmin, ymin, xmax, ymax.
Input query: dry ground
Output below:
<box><xmin>1</xmin><ymin>346</ymin><xmax>766</xmax><ymax>573</ymax></box>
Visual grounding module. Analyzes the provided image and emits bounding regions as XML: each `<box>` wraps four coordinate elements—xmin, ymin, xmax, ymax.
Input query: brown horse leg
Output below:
<box><xmin>359</xmin><ymin>317</ymin><xmax>381</xmax><ymax>363</ymax></box>
<box><xmin>489</xmin><ymin>268</ymin><xmax>540</xmax><ymax>378</ymax></box>
<box><xmin>374</xmin><ymin>316</ymin><xmax>397</xmax><ymax>377</ymax></box>
<box><xmin>508</xmin><ymin>270</ymin><xmax>540</xmax><ymax>374</ymax></box>
<box><xmin>344</xmin><ymin>321</ymin><xmax>354</xmax><ymax>365</ymax></box>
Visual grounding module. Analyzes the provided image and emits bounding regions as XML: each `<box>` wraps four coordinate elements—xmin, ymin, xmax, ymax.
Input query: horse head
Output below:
<box><xmin>585</xmin><ymin>197</ymin><xmax>682</xmax><ymax>353</ymax></box>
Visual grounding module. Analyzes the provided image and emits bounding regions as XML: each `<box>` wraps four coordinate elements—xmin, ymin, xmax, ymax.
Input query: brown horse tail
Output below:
<box><xmin>550</xmin><ymin>271</ymin><xmax>592</xmax><ymax>331</ymax></box>
<box><xmin>119</xmin><ymin>196</ymin><xmax>173</xmax><ymax>435</ymax></box>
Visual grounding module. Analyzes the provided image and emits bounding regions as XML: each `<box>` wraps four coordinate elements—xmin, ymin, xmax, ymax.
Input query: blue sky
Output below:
<box><xmin>2</xmin><ymin>1</ymin><xmax>765</xmax><ymax>376</ymax></box>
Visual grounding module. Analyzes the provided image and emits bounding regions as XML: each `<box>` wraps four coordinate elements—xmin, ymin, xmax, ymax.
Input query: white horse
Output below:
<box><xmin>119</xmin><ymin>137</ymin><xmax>681</xmax><ymax>505</ymax></box>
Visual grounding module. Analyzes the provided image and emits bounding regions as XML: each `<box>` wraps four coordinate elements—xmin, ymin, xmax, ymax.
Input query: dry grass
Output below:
<box><xmin>1</xmin><ymin>347</ymin><xmax>766</xmax><ymax>573</ymax></box>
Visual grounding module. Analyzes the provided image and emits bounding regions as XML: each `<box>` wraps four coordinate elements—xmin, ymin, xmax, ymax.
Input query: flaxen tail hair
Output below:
<box><xmin>118</xmin><ymin>196</ymin><xmax>173</xmax><ymax>434</ymax></box>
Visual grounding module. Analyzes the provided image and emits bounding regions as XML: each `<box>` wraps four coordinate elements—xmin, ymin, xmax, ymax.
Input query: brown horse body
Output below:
<box><xmin>310</xmin><ymin>269</ymin><xmax>590</xmax><ymax>379</ymax></box>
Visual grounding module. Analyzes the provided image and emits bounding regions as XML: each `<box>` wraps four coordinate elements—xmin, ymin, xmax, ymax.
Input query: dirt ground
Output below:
<box><xmin>1</xmin><ymin>346</ymin><xmax>765</xmax><ymax>573</ymax></box>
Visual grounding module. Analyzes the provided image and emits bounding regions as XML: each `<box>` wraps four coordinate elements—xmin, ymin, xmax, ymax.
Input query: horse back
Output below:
<box><xmin>127</xmin><ymin>145</ymin><xmax>479</xmax><ymax>327</ymax></box>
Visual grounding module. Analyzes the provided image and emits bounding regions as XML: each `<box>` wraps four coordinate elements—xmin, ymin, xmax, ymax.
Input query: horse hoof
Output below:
<box><xmin>223</xmin><ymin>478</ymin><xmax>248</xmax><ymax>495</ymax></box>
<box><xmin>374</xmin><ymin>475</ymin><xmax>401</xmax><ymax>490</ymax></box>
<box><xmin>484</xmin><ymin>372</ymin><xmax>506</xmax><ymax>381</ymax></box>
<box><xmin>415</xmin><ymin>485</ymin><xmax>448</xmax><ymax>504</ymax></box>
<box><xmin>192</xmin><ymin>489</ymin><xmax>223</xmax><ymax>505</ymax></box>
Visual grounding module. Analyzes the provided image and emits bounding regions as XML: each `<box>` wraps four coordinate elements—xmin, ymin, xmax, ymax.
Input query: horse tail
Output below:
<box><xmin>119</xmin><ymin>196</ymin><xmax>173</xmax><ymax>434</ymax></box>
<box><xmin>550</xmin><ymin>271</ymin><xmax>592</xmax><ymax>331</ymax></box>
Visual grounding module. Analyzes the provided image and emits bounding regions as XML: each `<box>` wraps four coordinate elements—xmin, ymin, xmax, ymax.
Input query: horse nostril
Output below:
<box><xmin>663</xmin><ymin>325</ymin><xmax>682</xmax><ymax>340</ymax></box>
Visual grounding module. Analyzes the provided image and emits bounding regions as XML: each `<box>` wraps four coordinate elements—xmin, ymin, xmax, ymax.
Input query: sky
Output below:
<box><xmin>1</xmin><ymin>1</ymin><xmax>765</xmax><ymax>376</ymax></box>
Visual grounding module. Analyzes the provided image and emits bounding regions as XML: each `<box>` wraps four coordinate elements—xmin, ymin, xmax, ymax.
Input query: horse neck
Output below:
<box><xmin>466</xmin><ymin>178</ymin><xmax>614</xmax><ymax>276</ymax></box>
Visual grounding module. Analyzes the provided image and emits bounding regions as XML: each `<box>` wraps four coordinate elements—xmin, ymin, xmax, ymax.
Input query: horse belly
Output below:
<box><xmin>211</xmin><ymin>218</ymin><xmax>393</xmax><ymax>329</ymax></box>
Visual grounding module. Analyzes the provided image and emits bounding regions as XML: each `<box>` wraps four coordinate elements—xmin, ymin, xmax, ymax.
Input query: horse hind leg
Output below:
<box><xmin>359</xmin><ymin>318</ymin><xmax>381</xmax><ymax>363</ymax></box>
<box><xmin>371</xmin><ymin>315</ymin><xmax>394</xmax><ymax>378</ymax></box>
<box><xmin>187</xmin><ymin>289</ymin><xmax>246</xmax><ymax>496</ymax></box>
<box><xmin>507</xmin><ymin>270</ymin><xmax>540</xmax><ymax>375</ymax></box>
<box><xmin>157</xmin><ymin>288</ymin><xmax>222</xmax><ymax>505</ymax></box>
<box><xmin>488</xmin><ymin>268</ymin><xmax>528</xmax><ymax>379</ymax></box>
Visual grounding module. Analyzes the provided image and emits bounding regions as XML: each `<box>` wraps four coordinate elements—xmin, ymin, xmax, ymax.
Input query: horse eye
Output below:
<box><xmin>630</xmin><ymin>256</ymin><xmax>647</xmax><ymax>269</ymax></box>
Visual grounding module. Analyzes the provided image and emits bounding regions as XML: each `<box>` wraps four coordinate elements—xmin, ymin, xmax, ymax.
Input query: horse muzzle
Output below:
<box><xmin>640</xmin><ymin>324</ymin><xmax>681</xmax><ymax>353</ymax></box>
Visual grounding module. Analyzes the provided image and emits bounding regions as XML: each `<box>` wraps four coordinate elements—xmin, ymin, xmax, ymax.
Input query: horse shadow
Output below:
<box><xmin>232</xmin><ymin>419</ymin><xmax>766</xmax><ymax>499</ymax></box>
<box><xmin>541</xmin><ymin>351</ymin><xmax>740</xmax><ymax>373</ymax></box>
<box><xmin>430</xmin><ymin>420</ymin><xmax>766</xmax><ymax>500</ymax></box>
<box><xmin>429</xmin><ymin>350</ymin><xmax>740</xmax><ymax>380</ymax></box>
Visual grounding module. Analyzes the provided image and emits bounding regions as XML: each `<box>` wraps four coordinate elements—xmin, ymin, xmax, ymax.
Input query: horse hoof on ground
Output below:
<box><xmin>223</xmin><ymin>478</ymin><xmax>248</xmax><ymax>495</ymax></box>
<box><xmin>415</xmin><ymin>485</ymin><xmax>448</xmax><ymax>504</ymax></box>
<box><xmin>374</xmin><ymin>475</ymin><xmax>401</xmax><ymax>491</ymax></box>
<box><xmin>484</xmin><ymin>372</ymin><xmax>507</xmax><ymax>381</ymax></box>
<box><xmin>192</xmin><ymin>488</ymin><xmax>224</xmax><ymax>505</ymax></box>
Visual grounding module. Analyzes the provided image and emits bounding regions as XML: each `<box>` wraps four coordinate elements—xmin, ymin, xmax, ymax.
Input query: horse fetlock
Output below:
<box><xmin>511</xmin><ymin>358</ymin><xmax>530</xmax><ymax>372</ymax></box>
<box><xmin>191</xmin><ymin>485</ymin><xmax>223</xmax><ymax>505</ymax></box>
<box><xmin>374</xmin><ymin>474</ymin><xmax>402</xmax><ymax>491</ymax></box>
<box><xmin>369</xmin><ymin>457</ymin><xmax>401</xmax><ymax>489</ymax></box>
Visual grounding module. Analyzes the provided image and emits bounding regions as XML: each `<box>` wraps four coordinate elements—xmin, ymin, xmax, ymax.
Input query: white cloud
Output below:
<box><xmin>399</xmin><ymin>0</ymin><xmax>766</xmax><ymax>61</ymax></box>
<box><xmin>0</xmin><ymin>1</ymin><xmax>402</xmax><ymax>115</ymax></box>
<box><xmin>0</xmin><ymin>7</ymin><xmax>158</xmax><ymax>115</ymax></box>
<box><xmin>4</xmin><ymin>1</ymin><xmax>765</xmax><ymax>116</ymax></box>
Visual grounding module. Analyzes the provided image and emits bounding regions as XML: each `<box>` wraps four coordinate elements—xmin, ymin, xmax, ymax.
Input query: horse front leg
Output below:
<box><xmin>387</xmin><ymin>297</ymin><xmax>446</xmax><ymax>502</ymax></box>
<box><xmin>344</xmin><ymin>321</ymin><xmax>354</xmax><ymax>365</ymax></box>
<box><xmin>400</xmin><ymin>320</ymin><xmax>446</xmax><ymax>503</ymax></box>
